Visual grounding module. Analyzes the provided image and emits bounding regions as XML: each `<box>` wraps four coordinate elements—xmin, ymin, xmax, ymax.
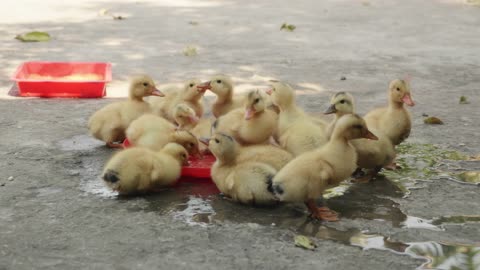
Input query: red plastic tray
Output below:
<box><xmin>12</xmin><ymin>61</ymin><xmax>112</xmax><ymax>98</ymax></box>
<box><xmin>122</xmin><ymin>138</ymin><xmax>214</xmax><ymax>179</ymax></box>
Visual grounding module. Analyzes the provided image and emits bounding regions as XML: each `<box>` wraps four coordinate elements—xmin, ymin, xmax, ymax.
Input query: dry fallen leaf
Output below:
<box><xmin>466</xmin><ymin>0</ymin><xmax>480</xmax><ymax>6</ymax></box>
<box><xmin>294</xmin><ymin>235</ymin><xmax>317</xmax><ymax>250</ymax></box>
<box><xmin>183</xmin><ymin>45</ymin><xmax>198</xmax><ymax>56</ymax></box>
<box><xmin>424</xmin><ymin>116</ymin><xmax>444</xmax><ymax>125</ymax></box>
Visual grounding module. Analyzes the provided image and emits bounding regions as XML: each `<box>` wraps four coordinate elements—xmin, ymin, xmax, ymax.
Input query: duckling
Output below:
<box><xmin>200</xmin><ymin>132</ymin><xmax>293</xmax><ymax>171</ymax></box>
<box><xmin>266</xmin><ymin>81</ymin><xmax>328</xmax><ymax>156</ymax></box>
<box><xmin>102</xmin><ymin>143</ymin><xmax>189</xmax><ymax>195</ymax></box>
<box><xmin>324</xmin><ymin>92</ymin><xmax>395</xmax><ymax>180</ymax></box>
<box><xmin>271</xmin><ymin>114</ymin><xmax>378</xmax><ymax>220</ymax></box>
<box><xmin>208</xmin><ymin>133</ymin><xmax>278</xmax><ymax>205</ymax></box>
<box><xmin>126</xmin><ymin>114</ymin><xmax>201</xmax><ymax>157</ymax></box>
<box><xmin>150</xmin><ymin>78</ymin><xmax>204</xmax><ymax>121</ymax></box>
<box><xmin>197</xmin><ymin>74</ymin><xmax>243</xmax><ymax>117</ymax></box>
<box><xmin>364</xmin><ymin>79</ymin><xmax>415</xmax><ymax>145</ymax></box>
<box><xmin>88</xmin><ymin>75</ymin><xmax>164</xmax><ymax>148</ymax></box>
<box><xmin>214</xmin><ymin>89</ymin><xmax>278</xmax><ymax>145</ymax></box>
<box><xmin>172</xmin><ymin>103</ymin><xmax>200</xmax><ymax>130</ymax></box>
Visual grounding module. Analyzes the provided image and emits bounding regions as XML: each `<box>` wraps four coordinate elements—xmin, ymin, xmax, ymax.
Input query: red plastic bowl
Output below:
<box><xmin>122</xmin><ymin>138</ymin><xmax>214</xmax><ymax>179</ymax></box>
<box><xmin>12</xmin><ymin>61</ymin><xmax>112</xmax><ymax>98</ymax></box>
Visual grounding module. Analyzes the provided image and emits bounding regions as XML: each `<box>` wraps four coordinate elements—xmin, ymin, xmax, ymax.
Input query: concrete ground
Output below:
<box><xmin>0</xmin><ymin>0</ymin><xmax>479</xmax><ymax>269</ymax></box>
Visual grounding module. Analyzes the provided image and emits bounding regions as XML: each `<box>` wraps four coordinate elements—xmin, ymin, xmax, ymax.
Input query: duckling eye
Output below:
<box><xmin>340</xmin><ymin>100</ymin><xmax>345</xmax><ymax>104</ymax></box>
<box><xmin>143</xmin><ymin>82</ymin><xmax>149</xmax><ymax>87</ymax></box>
<box><xmin>214</xmin><ymin>139</ymin><xmax>220</xmax><ymax>143</ymax></box>
<box><xmin>353</xmin><ymin>124</ymin><xmax>363</xmax><ymax>129</ymax></box>
<box><xmin>396</xmin><ymin>87</ymin><xmax>400</xmax><ymax>91</ymax></box>
<box><xmin>254</xmin><ymin>98</ymin><xmax>260</xmax><ymax>103</ymax></box>
<box><xmin>189</xmin><ymin>83</ymin><xmax>194</xmax><ymax>87</ymax></box>
<box><xmin>216</xmin><ymin>80</ymin><xmax>222</xmax><ymax>84</ymax></box>
<box><xmin>189</xmin><ymin>143</ymin><xmax>194</xmax><ymax>147</ymax></box>
<box><xmin>182</xmin><ymin>154</ymin><xmax>187</xmax><ymax>158</ymax></box>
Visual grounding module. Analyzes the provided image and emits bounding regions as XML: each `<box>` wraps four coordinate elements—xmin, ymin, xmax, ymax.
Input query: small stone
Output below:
<box><xmin>7</xmin><ymin>176</ymin><xmax>14</xmax><ymax>181</ymax></box>
<box><xmin>422</xmin><ymin>113</ymin><xmax>429</xmax><ymax>117</ymax></box>
<box><xmin>458</xmin><ymin>143</ymin><xmax>466</xmax><ymax>146</ymax></box>
<box><xmin>340</xmin><ymin>76</ymin><xmax>347</xmax><ymax>81</ymax></box>
<box><xmin>0</xmin><ymin>183</ymin><xmax>5</xmax><ymax>186</ymax></box>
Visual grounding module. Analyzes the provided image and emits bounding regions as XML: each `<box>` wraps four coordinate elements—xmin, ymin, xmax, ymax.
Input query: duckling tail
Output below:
<box><xmin>266</xmin><ymin>174</ymin><xmax>275</xmax><ymax>194</ymax></box>
<box><xmin>103</xmin><ymin>170</ymin><xmax>119</xmax><ymax>183</ymax></box>
<box><xmin>268</xmin><ymin>176</ymin><xmax>284</xmax><ymax>197</ymax></box>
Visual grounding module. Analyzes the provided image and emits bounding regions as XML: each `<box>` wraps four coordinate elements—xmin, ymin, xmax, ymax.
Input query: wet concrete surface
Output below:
<box><xmin>1</xmin><ymin>0</ymin><xmax>480</xmax><ymax>269</ymax></box>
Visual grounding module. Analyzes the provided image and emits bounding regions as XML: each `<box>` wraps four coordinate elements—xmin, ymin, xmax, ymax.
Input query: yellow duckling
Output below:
<box><xmin>266</xmin><ymin>81</ymin><xmax>328</xmax><ymax>156</ymax></box>
<box><xmin>271</xmin><ymin>114</ymin><xmax>378</xmax><ymax>220</ymax></box>
<box><xmin>200</xmin><ymin>133</ymin><xmax>293</xmax><ymax>171</ymax></box>
<box><xmin>172</xmin><ymin>103</ymin><xmax>200</xmax><ymax>130</ymax></box>
<box><xmin>208</xmin><ymin>133</ymin><xmax>278</xmax><ymax>205</ymax></box>
<box><xmin>150</xmin><ymin>78</ymin><xmax>204</xmax><ymax>121</ymax></box>
<box><xmin>324</xmin><ymin>92</ymin><xmax>395</xmax><ymax>180</ymax></box>
<box><xmin>364</xmin><ymin>79</ymin><xmax>415</xmax><ymax>145</ymax></box>
<box><xmin>88</xmin><ymin>75</ymin><xmax>164</xmax><ymax>148</ymax></box>
<box><xmin>102</xmin><ymin>143</ymin><xmax>189</xmax><ymax>195</ymax></box>
<box><xmin>214</xmin><ymin>89</ymin><xmax>278</xmax><ymax>145</ymax></box>
<box><xmin>126</xmin><ymin>114</ymin><xmax>200</xmax><ymax>157</ymax></box>
<box><xmin>197</xmin><ymin>74</ymin><xmax>243</xmax><ymax>117</ymax></box>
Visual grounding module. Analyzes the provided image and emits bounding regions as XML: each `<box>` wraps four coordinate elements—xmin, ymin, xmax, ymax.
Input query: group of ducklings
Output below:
<box><xmin>88</xmin><ymin>74</ymin><xmax>415</xmax><ymax>221</ymax></box>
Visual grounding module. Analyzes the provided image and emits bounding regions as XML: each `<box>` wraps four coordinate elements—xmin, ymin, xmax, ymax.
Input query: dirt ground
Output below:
<box><xmin>0</xmin><ymin>0</ymin><xmax>479</xmax><ymax>269</ymax></box>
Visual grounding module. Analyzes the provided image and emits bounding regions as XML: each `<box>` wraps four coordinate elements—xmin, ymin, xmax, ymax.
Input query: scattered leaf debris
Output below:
<box><xmin>459</xmin><ymin>96</ymin><xmax>469</xmax><ymax>104</ymax></box>
<box><xmin>188</xmin><ymin>21</ymin><xmax>199</xmax><ymax>25</ymax></box>
<box><xmin>183</xmin><ymin>45</ymin><xmax>198</xmax><ymax>56</ymax></box>
<box><xmin>340</xmin><ymin>76</ymin><xmax>347</xmax><ymax>81</ymax></box>
<box><xmin>294</xmin><ymin>235</ymin><xmax>317</xmax><ymax>250</ymax></box>
<box><xmin>421</xmin><ymin>113</ymin><xmax>429</xmax><ymax>117</ymax></box>
<box><xmin>112</xmin><ymin>15</ymin><xmax>125</xmax><ymax>20</ymax></box>
<box><xmin>15</xmin><ymin>31</ymin><xmax>51</xmax><ymax>42</ymax></box>
<box><xmin>424</xmin><ymin>116</ymin><xmax>444</xmax><ymax>125</ymax></box>
<box><xmin>280</xmin><ymin>23</ymin><xmax>296</xmax><ymax>32</ymax></box>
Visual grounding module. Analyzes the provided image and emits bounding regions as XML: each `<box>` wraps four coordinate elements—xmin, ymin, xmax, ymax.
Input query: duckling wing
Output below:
<box><xmin>229</xmin><ymin>162</ymin><xmax>278</xmax><ymax>205</ymax></box>
<box><xmin>272</xmin><ymin>153</ymin><xmax>333</xmax><ymax>202</ymax></box>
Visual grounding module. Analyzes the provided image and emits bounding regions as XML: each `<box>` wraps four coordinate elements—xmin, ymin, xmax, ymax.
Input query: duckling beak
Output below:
<box><xmin>199</xmin><ymin>137</ymin><xmax>210</xmax><ymax>146</ymax></box>
<box><xmin>265</xmin><ymin>88</ymin><xmax>273</xmax><ymax>95</ymax></box>
<box><xmin>245</xmin><ymin>107</ymin><xmax>255</xmax><ymax>120</ymax></box>
<box><xmin>189</xmin><ymin>115</ymin><xmax>200</xmax><ymax>124</ymax></box>
<box><xmin>363</xmin><ymin>130</ymin><xmax>378</xmax><ymax>140</ymax></box>
<box><xmin>324</xmin><ymin>104</ymin><xmax>337</xmax><ymax>114</ymax></box>
<box><xmin>197</xmin><ymin>81</ymin><xmax>211</xmax><ymax>92</ymax></box>
<box><xmin>402</xmin><ymin>93</ymin><xmax>415</xmax><ymax>106</ymax></box>
<box><xmin>150</xmin><ymin>88</ymin><xmax>165</xmax><ymax>97</ymax></box>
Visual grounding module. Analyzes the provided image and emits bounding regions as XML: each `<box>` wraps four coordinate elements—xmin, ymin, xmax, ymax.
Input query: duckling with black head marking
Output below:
<box><xmin>102</xmin><ymin>143</ymin><xmax>189</xmax><ymax>195</ymax></box>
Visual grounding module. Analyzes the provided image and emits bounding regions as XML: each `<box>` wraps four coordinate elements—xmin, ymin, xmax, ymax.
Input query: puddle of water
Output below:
<box><xmin>171</xmin><ymin>196</ymin><xmax>215</xmax><ymax>227</ymax></box>
<box><xmin>432</xmin><ymin>215</ymin><xmax>480</xmax><ymax>226</ymax></box>
<box><xmin>76</xmin><ymin>140</ymin><xmax>479</xmax><ymax>269</ymax></box>
<box><xmin>382</xmin><ymin>143</ymin><xmax>476</xmax><ymax>195</ymax></box>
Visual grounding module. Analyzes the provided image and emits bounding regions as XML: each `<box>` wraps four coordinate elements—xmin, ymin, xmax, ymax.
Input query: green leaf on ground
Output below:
<box><xmin>15</xmin><ymin>31</ymin><xmax>51</xmax><ymax>42</ymax></box>
<box><xmin>459</xmin><ymin>96</ymin><xmax>469</xmax><ymax>104</ymax></box>
<box><xmin>424</xmin><ymin>116</ymin><xmax>444</xmax><ymax>125</ymax></box>
<box><xmin>280</xmin><ymin>23</ymin><xmax>296</xmax><ymax>32</ymax></box>
<box><xmin>457</xmin><ymin>171</ymin><xmax>480</xmax><ymax>184</ymax></box>
<box><xmin>183</xmin><ymin>45</ymin><xmax>198</xmax><ymax>56</ymax></box>
<box><xmin>294</xmin><ymin>235</ymin><xmax>317</xmax><ymax>250</ymax></box>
